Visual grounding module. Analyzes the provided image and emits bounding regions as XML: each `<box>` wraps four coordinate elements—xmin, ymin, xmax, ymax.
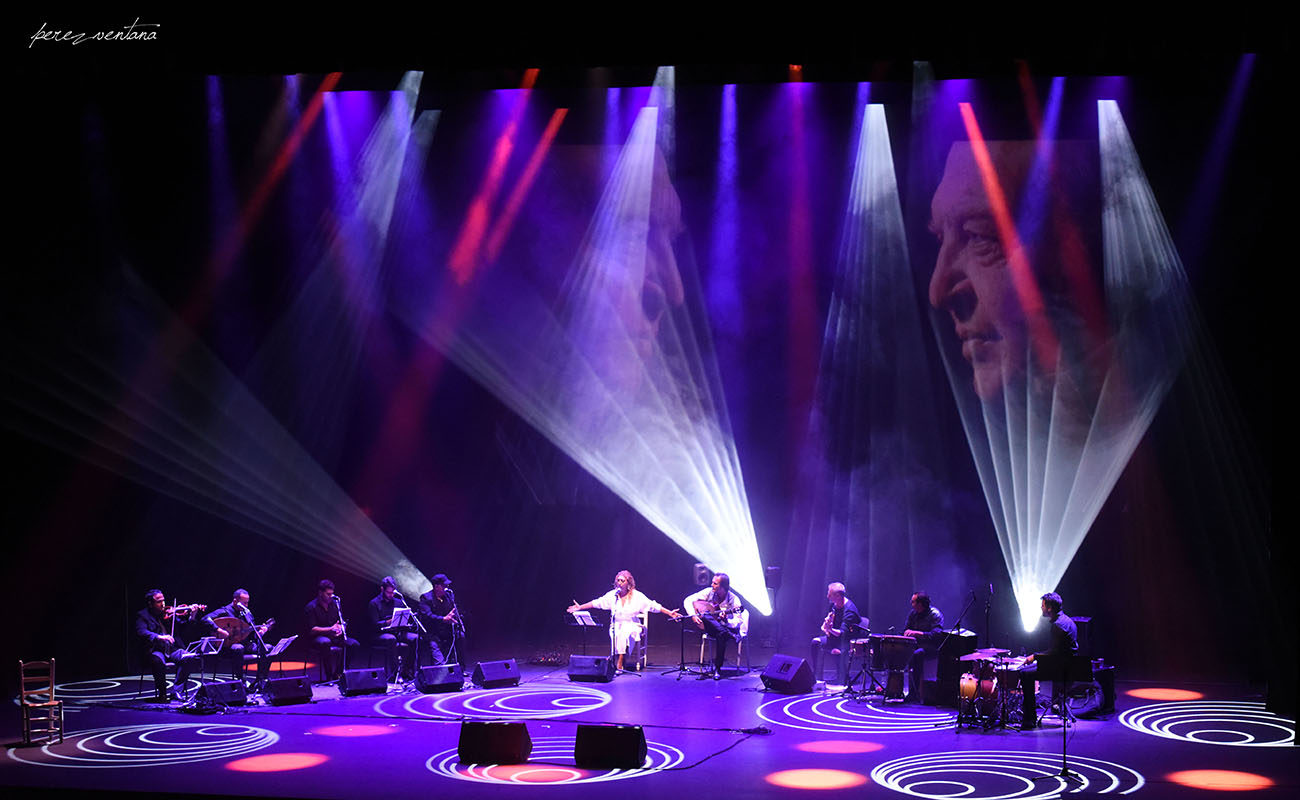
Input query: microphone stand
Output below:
<box><xmin>334</xmin><ymin>596</ymin><xmax>349</xmax><ymax>680</ymax></box>
<box><xmin>984</xmin><ymin>585</ymin><xmax>993</xmax><ymax>650</ymax></box>
<box><xmin>393</xmin><ymin>592</ymin><xmax>422</xmax><ymax>689</ymax></box>
<box><xmin>241</xmin><ymin>603</ymin><xmax>269</xmax><ymax>694</ymax></box>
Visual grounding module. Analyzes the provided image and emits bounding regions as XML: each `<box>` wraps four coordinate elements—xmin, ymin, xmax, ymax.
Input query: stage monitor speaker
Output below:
<box><xmin>574</xmin><ymin>724</ymin><xmax>646</xmax><ymax>769</ymax></box>
<box><xmin>760</xmin><ymin>654</ymin><xmax>814</xmax><ymax>694</ymax></box>
<box><xmin>340</xmin><ymin>667</ymin><xmax>387</xmax><ymax>696</ymax></box>
<box><xmin>567</xmin><ymin>654</ymin><xmax>616</xmax><ymax>683</ymax></box>
<box><xmin>264</xmin><ymin>676</ymin><xmax>313</xmax><ymax>705</ymax></box>
<box><xmin>417</xmin><ymin>663</ymin><xmax>465</xmax><ymax>693</ymax></box>
<box><xmin>196</xmin><ymin>680</ymin><xmax>246</xmax><ymax>706</ymax></box>
<box><xmin>472</xmin><ymin>659</ymin><xmax>520</xmax><ymax>688</ymax></box>
<box><xmin>457</xmin><ymin>721</ymin><xmax>532</xmax><ymax>764</ymax></box>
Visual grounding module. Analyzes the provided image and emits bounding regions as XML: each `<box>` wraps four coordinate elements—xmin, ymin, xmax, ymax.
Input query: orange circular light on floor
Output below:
<box><xmin>1167</xmin><ymin>770</ymin><xmax>1274</xmax><ymax>791</ymax></box>
<box><xmin>226</xmin><ymin>753</ymin><xmax>329</xmax><ymax>772</ymax></box>
<box><xmin>1127</xmin><ymin>687</ymin><xmax>1204</xmax><ymax>701</ymax></box>
<box><xmin>311</xmin><ymin>724</ymin><xmax>396</xmax><ymax>737</ymax></box>
<box><xmin>766</xmin><ymin>768</ymin><xmax>868</xmax><ymax>789</ymax></box>
<box><xmin>481</xmin><ymin>765</ymin><xmax>590</xmax><ymax>783</ymax></box>
<box><xmin>796</xmin><ymin>740</ymin><xmax>885</xmax><ymax>754</ymax></box>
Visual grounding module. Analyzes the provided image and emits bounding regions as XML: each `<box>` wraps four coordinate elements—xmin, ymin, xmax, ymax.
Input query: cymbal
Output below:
<box><xmin>974</xmin><ymin>647</ymin><xmax>1011</xmax><ymax>656</ymax></box>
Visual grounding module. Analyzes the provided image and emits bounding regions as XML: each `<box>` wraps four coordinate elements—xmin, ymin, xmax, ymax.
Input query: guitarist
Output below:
<box><xmin>683</xmin><ymin>573</ymin><xmax>744</xmax><ymax>679</ymax></box>
<box><xmin>203</xmin><ymin>588</ymin><xmax>274</xmax><ymax>687</ymax></box>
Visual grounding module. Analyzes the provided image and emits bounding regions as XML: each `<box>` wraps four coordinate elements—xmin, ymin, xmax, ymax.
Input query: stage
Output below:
<box><xmin>5</xmin><ymin>659</ymin><xmax>1295</xmax><ymax>799</ymax></box>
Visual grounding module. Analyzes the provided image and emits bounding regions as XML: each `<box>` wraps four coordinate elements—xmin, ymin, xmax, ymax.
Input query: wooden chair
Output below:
<box><xmin>19</xmin><ymin>659</ymin><xmax>64</xmax><ymax>745</ymax></box>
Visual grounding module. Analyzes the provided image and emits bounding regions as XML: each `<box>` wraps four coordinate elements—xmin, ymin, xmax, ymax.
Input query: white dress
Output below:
<box><xmin>590</xmin><ymin>589</ymin><xmax>663</xmax><ymax>655</ymax></box>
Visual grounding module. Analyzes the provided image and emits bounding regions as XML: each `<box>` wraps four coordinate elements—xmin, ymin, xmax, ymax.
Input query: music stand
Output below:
<box><xmin>264</xmin><ymin>635</ymin><xmax>299</xmax><ymax>680</ymax></box>
<box><xmin>567</xmin><ymin>610</ymin><xmax>601</xmax><ymax>656</ymax></box>
<box><xmin>661</xmin><ymin>615</ymin><xmax>711</xmax><ymax>679</ymax></box>
<box><xmin>1032</xmin><ymin>654</ymin><xmax>1094</xmax><ymax>785</ymax></box>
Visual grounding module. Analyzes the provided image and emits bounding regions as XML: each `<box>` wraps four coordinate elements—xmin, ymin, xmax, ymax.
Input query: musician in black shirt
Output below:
<box><xmin>203</xmin><ymin>588</ymin><xmax>272</xmax><ymax>685</ymax></box>
<box><xmin>1018</xmin><ymin>591</ymin><xmax>1080</xmax><ymax>728</ymax></box>
<box><xmin>368</xmin><ymin>576</ymin><xmax>423</xmax><ymax>680</ymax></box>
<box><xmin>903</xmin><ymin>591</ymin><xmax>944</xmax><ymax>702</ymax></box>
<box><xmin>417</xmin><ymin>574</ymin><xmax>462</xmax><ymax>666</ymax></box>
<box><xmin>135</xmin><ymin>589</ymin><xmax>199</xmax><ymax>701</ymax></box>
<box><xmin>811</xmin><ymin>582</ymin><xmax>864</xmax><ymax>686</ymax></box>
<box><xmin>305</xmin><ymin>579</ymin><xmax>359</xmax><ymax>681</ymax></box>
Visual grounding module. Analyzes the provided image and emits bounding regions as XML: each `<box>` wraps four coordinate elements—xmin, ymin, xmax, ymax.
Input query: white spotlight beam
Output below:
<box><xmin>399</xmin><ymin>106</ymin><xmax>769</xmax><ymax>613</ymax></box>
<box><xmin>932</xmin><ymin>111</ymin><xmax>1196</xmax><ymax>631</ymax></box>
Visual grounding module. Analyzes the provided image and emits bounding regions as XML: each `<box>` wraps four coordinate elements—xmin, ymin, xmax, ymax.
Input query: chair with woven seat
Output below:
<box><xmin>19</xmin><ymin>659</ymin><xmax>64</xmax><ymax>745</ymax></box>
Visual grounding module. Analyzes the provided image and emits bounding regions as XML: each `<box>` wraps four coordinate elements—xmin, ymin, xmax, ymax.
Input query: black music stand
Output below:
<box><xmin>1032</xmin><ymin>654</ymin><xmax>1094</xmax><ymax>785</ymax></box>
<box><xmin>662</xmin><ymin>616</ymin><xmax>711</xmax><ymax>679</ymax></box>
<box><xmin>567</xmin><ymin>610</ymin><xmax>602</xmax><ymax>656</ymax></box>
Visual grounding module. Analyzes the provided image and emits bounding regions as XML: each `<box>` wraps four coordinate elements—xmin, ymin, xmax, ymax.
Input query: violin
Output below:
<box><xmin>163</xmin><ymin>603</ymin><xmax>206</xmax><ymax>620</ymax></box>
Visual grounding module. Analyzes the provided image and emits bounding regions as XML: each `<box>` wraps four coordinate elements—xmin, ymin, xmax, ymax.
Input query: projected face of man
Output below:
<box><xmin>928</xmin><ymin>143</ymin><xmax>1034</xmax><ymax>401</ymax></box>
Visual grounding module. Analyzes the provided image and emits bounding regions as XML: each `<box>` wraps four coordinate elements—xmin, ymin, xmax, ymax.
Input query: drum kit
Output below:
<box><xmin>955</xmin><ymin>648</ymin><xmax>1030</xmax><ymax>729</ymax></box>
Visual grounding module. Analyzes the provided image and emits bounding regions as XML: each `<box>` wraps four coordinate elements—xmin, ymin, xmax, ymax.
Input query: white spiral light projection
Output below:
<box><xmin>1119</xmin><ymin>701</ymin><xmax>1295</xmax><ymax>747</ymax></box>
<box><xmin>6</xmin><ymin>724</ymin><xmax>279</xmax><ymax>769</ymax></box>
<box><xmin>397</xmin><ymin>105</ymin><xmax>768</xmax><ymax>612</ymax></box>
<box><xmin>427</xmin><ymin>735</ymin><xmax>684</xmax><ymax>784</ymax></box>
<box><xmin>373</xmin><ymin>685</ymin><xmax>612</xmax><ymax>720</ymax></box>
<box><xmin>870</xmin><ymin>750</ymin><xmax>1145</xmax><ymax>799</ymax></box>
<box><xmin>54</xmin><ymin>675</ymin><xmax>202</xmax><ymax>705</ymax></box>
<box><xmin>930</xmin><ymin>101</ymin><xmax>1197</xmax><ymax>629</ymax></box>
<box><xmin>756</xmin><ymin>693</ymin><xmax>955</xmax><ymax>734</ymax></box>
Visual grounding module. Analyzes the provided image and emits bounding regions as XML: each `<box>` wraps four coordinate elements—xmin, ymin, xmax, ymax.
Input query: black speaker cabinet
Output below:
<box><xmin>472</xmin><ymin>659</ymin><xmax>520</xmax><ymax>688</ymax></box>
<box><xmin>760</xmin><ymin>654</ymin><xmax>814</xmax><ymax>694</ymax></box>
<box><xmin>574</xmin><ymin>724</ymin><xmax>647</xmax><ymax>769</ymax></box>
<box><xmin>339</xmin><ymin>667</ymin><xmax>387</xmax><ymax>696</ymax></box>
<box><xmin>567</xmin><ymin>654</ymin><xmax>616</xmax><ymax>683</ymax></box>
<box><xmin>264</xmin><ymin>675</ymin><xmax>313</xmax><ymax>705</ymax></box>
<box><xmin>196</xmin><ymin>679</ymin><xmax>246</xmax><ymax>706</ymax></box>
<box><xmin>457</xmin><ymin>721</ymin><xmax>532</xmax><ymax>764</ymax></box>
<box><xmin>417</xmin><ymin>663</ymin><xmax>466</xmax><ymax>693</ymax></box>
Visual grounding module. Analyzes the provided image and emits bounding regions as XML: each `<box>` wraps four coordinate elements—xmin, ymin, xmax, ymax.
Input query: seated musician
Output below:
<box><xmin>567</xmin><ymin>570</ymin><xmax>681</xmax><ymax>673</ymax></box>
<box><xmin>202</xmin><ymin>588</ymin><xmax>273</xmax><ymax>686</ymax></box>
<box><xmin>135</xmin><ymin>589</ymin><xmax>200</xmax><ymax>702</ymax></box>
<box><xmin>683</xmin><ymin>572</ymin><xmax>744</xmax><ymax>679</ymax></box>
<box><xmin>903</xmin><ymin>591</ymin><xmax>944</xmax><ymax>702</ymax></box>
<box><xmin>810</xmin><ymin>582</ymin><xmax>864</xmax><ymax>686</ymax></box>
<box><xmin>1018</xmin><ymin>591</ymin><xmax>1079</xmax><ymax>729</ymax></box>
<box><xmin>305</xmin><ymin>579</ymin><xmax>359</xmax><ymax>682</ymax></box>
<box><xmin>367</xmin><ymin>576</ymin><xmax>424</xmax><ymax>681</ymax></box>
<box><xmin>417</xmin><ymin>574</ymin><xmax>460</xmax><ymax>667</ymax></box>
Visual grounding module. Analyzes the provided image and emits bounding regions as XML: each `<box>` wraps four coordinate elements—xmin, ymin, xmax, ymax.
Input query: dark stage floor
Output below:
<box><xmin>4</xmin><ymin>661</ymin><xmax>1295</xmax><ymax>799</ymax></box>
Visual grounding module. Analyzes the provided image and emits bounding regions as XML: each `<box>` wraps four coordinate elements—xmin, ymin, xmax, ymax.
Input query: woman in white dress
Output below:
<box><xmin>568</xmin><ymin>570</ymin><xmax>681</xmax><ymax>672</ymax></box>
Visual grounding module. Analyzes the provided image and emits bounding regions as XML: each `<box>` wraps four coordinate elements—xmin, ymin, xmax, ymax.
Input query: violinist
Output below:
<box><xmin>135</xmin><ymin>589</ymin><xmax>201</xmax><ymax>702</ymax></box>
<box><xmin>417</xmin><ymin>574</ymin><xmax>463</xmax><ymax>666</ymax></box>
<box><xmin>683</xmin><ymin>572</ymin><xmax>743</xmax><ymax>679</ymax></box>
<box><xmin>305</xmin><ymin>579</ymin><xmax>359</xmax><ymax>682</ymax></box>
<box><xmin>810</xmin><ymin>582</ymin><xmax>863</xmax><ymax>686</ymax></box>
